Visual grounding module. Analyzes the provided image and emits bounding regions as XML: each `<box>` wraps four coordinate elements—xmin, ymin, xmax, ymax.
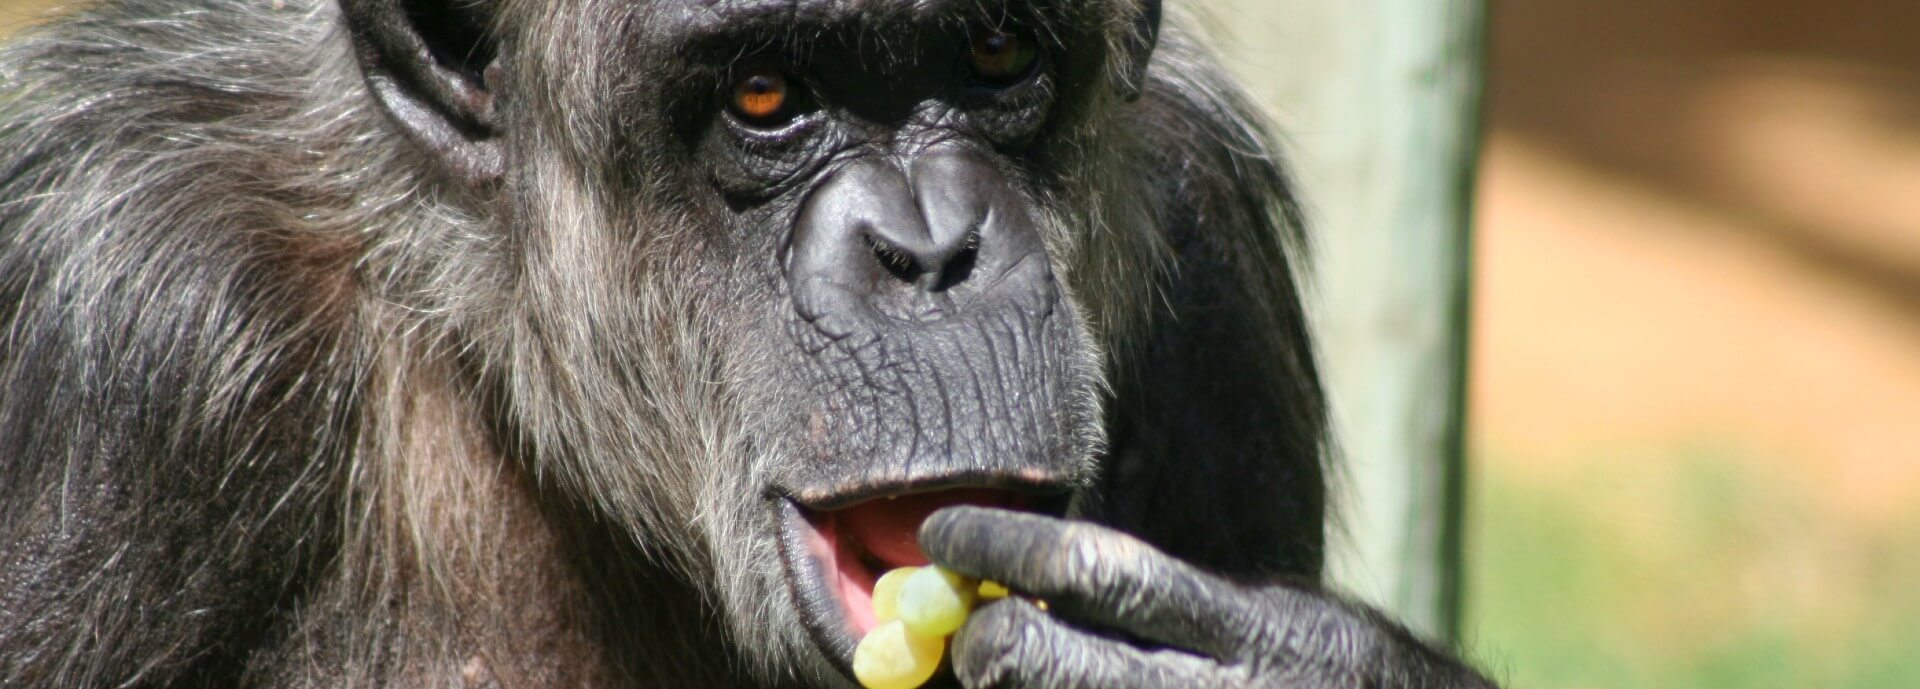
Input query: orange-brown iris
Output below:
<box><xmin>968</xmin><ymin>31</ymin><xmax>1036</xmax><ymax>82</ymax></box>
<box><xmin>731</xmin><ymin>71</ymin><xmax>789</xmax><ymax>121</ymax></box>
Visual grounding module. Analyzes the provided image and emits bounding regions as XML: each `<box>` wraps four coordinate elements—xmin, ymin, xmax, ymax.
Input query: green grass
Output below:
<box><xmin>1463</xmin><ymin>450</ymin><xmax>1920</xmax><ymax>688</ymax></box>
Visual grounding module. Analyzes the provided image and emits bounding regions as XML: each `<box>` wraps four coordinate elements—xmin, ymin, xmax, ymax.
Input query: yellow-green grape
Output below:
<box><xmin>976</xmin><ymin>580</ymin><xmax>1009</xmax><ymax>600</ymax></box>
<box><xmin>897</xmin><ymin>566</ymin><xmax>977</xmax><ymax>637</ymax></box>
<box><xmin>852</xmin><ymin>620</ymin><xmax>945</xmax><ymax>689</ymax></box>
<box><xmin>871</xmin><ymin>566</ymin><xmax>918</xmax><ymax>624</ymax></box>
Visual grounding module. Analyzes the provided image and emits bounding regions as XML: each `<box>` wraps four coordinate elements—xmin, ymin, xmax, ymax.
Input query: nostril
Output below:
<box><xmin>932</xmin><ymin>230</ymin><xmax>980</xmax><ymax>292</ymax></box>
<box><xmin>866</xmin><ymin>228</ymin><xmax>982</xmax><ymax>293</ymax></box>
<box><xmin>867</xmin><ymin>234</ymin><xmax>924</xmax><ymax>285</ymax></box>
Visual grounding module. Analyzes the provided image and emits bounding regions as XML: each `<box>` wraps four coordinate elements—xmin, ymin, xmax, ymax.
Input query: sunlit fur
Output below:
<box><xmin>0</xmin><ymin>1</ymin><xmax>1322</xmax><ymax>686</ymax></box>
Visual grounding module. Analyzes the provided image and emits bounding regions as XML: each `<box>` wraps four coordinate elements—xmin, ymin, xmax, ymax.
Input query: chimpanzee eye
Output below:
<box><xmin>967</xmin><ymin>30</ymin><xmax>1038</xmax><ymax>85</ymax></box>
<box><xmin>729</xmin><ymin>68</ymin><xmax>795</xmax><ymax>127</ymax></box>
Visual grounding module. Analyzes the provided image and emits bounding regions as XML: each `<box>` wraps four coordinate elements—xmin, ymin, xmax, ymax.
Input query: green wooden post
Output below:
<box><xmin>1211</xmin><ymin>0</ymin><xmax>1486</xmax><ymax>643</ymax></box>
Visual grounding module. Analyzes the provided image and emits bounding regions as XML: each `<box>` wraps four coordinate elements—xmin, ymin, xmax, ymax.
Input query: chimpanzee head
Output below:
<box><xmin>342</xmin><ymin>0</ymin><xmax>1163</xmax><ymax>681</ymax></box>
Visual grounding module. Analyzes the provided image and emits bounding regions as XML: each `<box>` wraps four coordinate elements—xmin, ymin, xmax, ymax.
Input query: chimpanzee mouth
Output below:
<box><xmin>772</xmin><ymin>481</ymin><xmax>1069</xmax><ymax>674</ymax></box>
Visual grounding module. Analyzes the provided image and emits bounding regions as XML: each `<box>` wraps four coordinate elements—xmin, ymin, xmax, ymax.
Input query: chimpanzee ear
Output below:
<box><xmin>1114</xmin><ymin>0</ymin><xmax>1161</xmax><ymax>101</ymax></box>
<box><xmin>340</xmin><ymin>0</ymin><xmax>504</xmax><ymax>184</ymax></box>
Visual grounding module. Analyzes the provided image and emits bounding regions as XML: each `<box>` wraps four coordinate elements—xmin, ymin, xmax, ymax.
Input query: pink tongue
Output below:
<box><xmin>836</xmin><ymin>488</ymin><xmax>1020</xmax><ymax>568</ymax></box>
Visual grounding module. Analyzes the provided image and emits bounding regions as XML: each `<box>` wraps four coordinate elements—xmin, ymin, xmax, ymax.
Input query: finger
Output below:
<box><xmin>920</xmin><ymin>506</ymin><xmax>1244</xmax><ymax>656</ymax></box>
<box><xmin>951</xmin><ymin>598</ymin><xmax>1226</xmax><ymax>689</ymax></box>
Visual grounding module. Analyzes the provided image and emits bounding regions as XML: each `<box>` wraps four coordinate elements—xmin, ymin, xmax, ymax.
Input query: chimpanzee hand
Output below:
<box><xmin>919</xmin><ymin>507</ymin><xmax>1497</xmax><ymax>689</ymax></box>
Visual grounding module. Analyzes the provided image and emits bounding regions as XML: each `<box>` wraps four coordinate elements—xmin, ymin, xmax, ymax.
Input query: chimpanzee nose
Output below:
<box><xmin>787</xmin><ymin>148</ymin><xmax>1050</xmax><ymax>329</ymax></box>
<box><xmin>865</xmin><ymin>162</ymin><xmax>981</xmax><ymax>292</ymax></box>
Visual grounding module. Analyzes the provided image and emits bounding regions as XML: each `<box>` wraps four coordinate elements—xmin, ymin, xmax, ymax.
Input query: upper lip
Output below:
<box><xmin>774</xmin><ymin>468</ymin><xmax>1082</xmax><ymax>511</ymax></box>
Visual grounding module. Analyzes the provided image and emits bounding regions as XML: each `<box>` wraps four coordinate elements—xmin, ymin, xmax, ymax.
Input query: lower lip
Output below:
<box><xmin>776</xmin><ymin>499</ymin><xmax>862</xmax><ymax>670</ymax></box>
<box><xmin>778</xmin><ymin>489</ymin><xmax>1039</xmax><ymax>645</ymax></box>
<box><xmin>798</xmin><ymin>506</ymin><xmax>889</xmax><ymax>635</ymax></box>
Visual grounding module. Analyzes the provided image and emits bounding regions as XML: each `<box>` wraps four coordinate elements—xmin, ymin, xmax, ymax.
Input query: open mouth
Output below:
<box><xmin>774</xmin><ymin>484</ymin><xmax>1066</xmax><ymax>670</ymax></box>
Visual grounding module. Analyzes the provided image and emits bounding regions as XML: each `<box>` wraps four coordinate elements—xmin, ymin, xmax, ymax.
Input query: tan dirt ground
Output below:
<box><xmin>1474</xmin><ymin>0</ymin><xmax>1920</xmax><ymax>522</ymax></box>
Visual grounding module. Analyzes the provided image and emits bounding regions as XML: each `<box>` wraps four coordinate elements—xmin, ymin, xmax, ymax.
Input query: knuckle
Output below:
<box><xmin>1055</xmin><ymin>524</ymin><xmax>1127</xmax><ymax>570</ymax></box>
<box><xmin>1056</xmin><ymin>527</ymin><xmax>1103</xmax><ymax>578</ymax></box>
<box><xmin>1293</xmin><ymin>609</ymin><xmax>1386</xmax><ymax>680</ymax></box>
<box><xmin>1069</xmin><ymin>529</ymin><xmax>1159</xmax><ymax>599</ymax></box>
<box><xmin>1311</xmin><ymin>609</ymin><xmax>1383</xmax><ymax>666</ymax></box>
<box><xmin>1244</xmin><ymin>592</ymin><xmax>1388</xmax><ymax>680</ymax></box>
<box><xmin>950</xmin><ymin>604</ymin><xmax>1032</xmax><ymax>687</ymax></box>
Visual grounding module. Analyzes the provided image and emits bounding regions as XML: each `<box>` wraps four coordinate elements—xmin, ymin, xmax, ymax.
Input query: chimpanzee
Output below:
<box><xmin>0</xmin><ymin>0</ymin><xmax>1495</xmax><ymax>686</ymax></box>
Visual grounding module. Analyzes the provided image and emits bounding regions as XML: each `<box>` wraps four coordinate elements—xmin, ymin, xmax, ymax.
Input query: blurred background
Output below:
<box><xmin>1467</xmin><ymin>5</ymin><xmax>1919</xmax><ymax>686</ymax></box>
<box><xmin>1206</xmin><ymin>1</ymin><xmax>1920</xmax><ymax>687</ymax></box>
<box><xmin>1471</xmin><ymin>3</ymin><xmax>1920</xmax><ymax>685</ymax></box>
<box><xmin>4</xmin><ymin>0</ymin><xmax>1916</xmax><ymax>687</ymax></box>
